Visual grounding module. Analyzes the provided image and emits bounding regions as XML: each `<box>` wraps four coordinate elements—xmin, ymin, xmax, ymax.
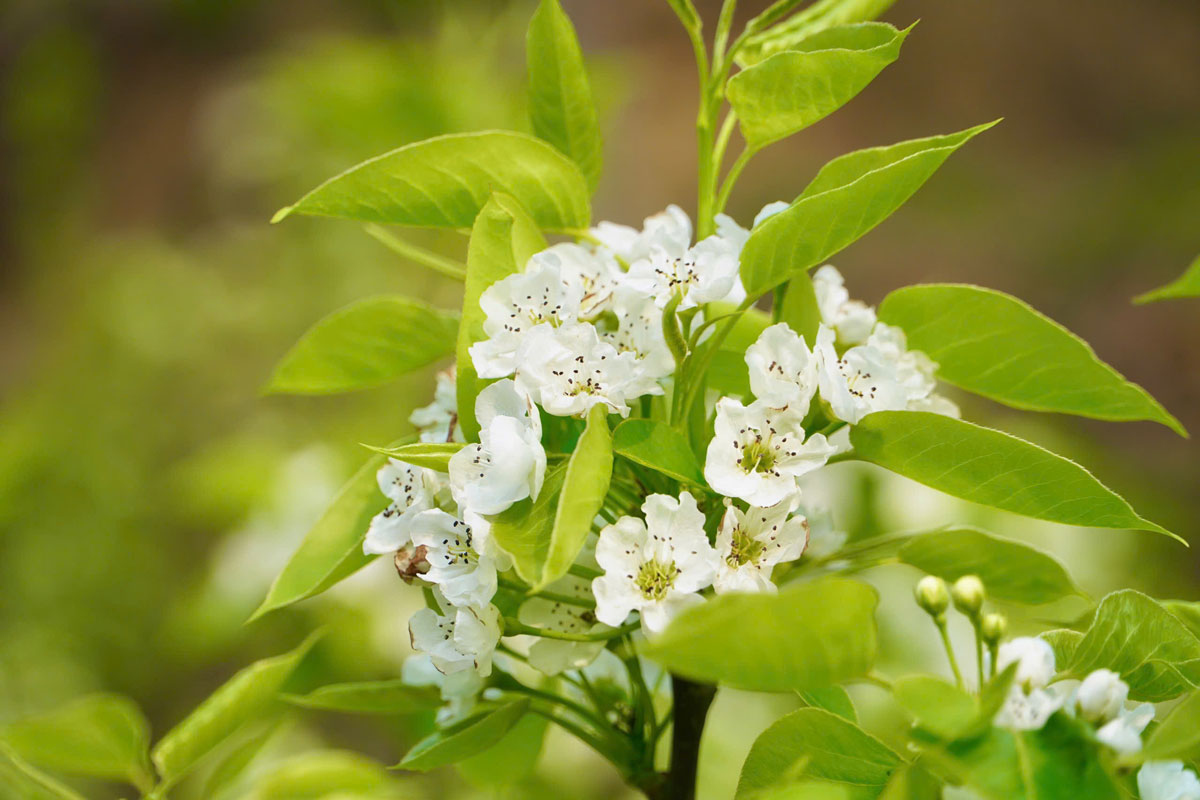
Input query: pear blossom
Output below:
<box><xmin>531</xmin><ymin>242</ymin><xmax>623</xmax><ymax>319</ymax></box>
<box><xmin>408</xmin><ymin>508</ymin><xmax>498</xmax><ymax>608</ymax></box>
<box><xmin>705</xmin><ymin>398</ymin><xmax>836</xmax><ymax>507</ymax></box>
<box><xmin>600</xmin><ymin>285</ymin><xmax>675</xmax><ymax>381</ymax></box>
<box><xmin>449</xmin><ymin>380</ymin><xmax>545</xmax><ymax>516</ymax></box>
<box><xmin>401</xmin><ymin>653</ymin><xmax>483</xmax><ymax>724</ymax></box>
<box><xmin>1138</xmin><ymin>762</ymin><xmax>1200</xmax><ymax>800</ymax></box>
<box><xmin>1074</xmin><ymin>668</ymin><xmax>1129</xmax><ymax>722</ymax></box>
<box><xmin>814</xmin><ymin>324</ymin><xmax>910</xmax><ymax>424</ymax></box>
<box><xmin>994</xmin><ymin>685</ymin><xmax>1063</xmax><ymax>731</ymax></box>
<box><xmin>591</xmin><ymin>205</ymin><xmax>693</xmax><ymax>265</ymax></box>
<box><xmin>410</xmin><ymin>369</ymin><xmax>463</xmax><ymax>443</ymax></box>
<box><xmin>409</xmin><ymin>590</ymin><xmax>502</xmax><ymax>677</ymax></box>
<box><xmin>592</xmin><ymin>492</ymin><xmax>719</xmax><ymax>634</ymax></box>
<box><xmin>813</xmin><ymin>265</ymin><xmax>877</xmax><ymax>345</ymax></box>
<box><xmin>800</xmin><ymin>503</ymin><xmax>847</xmax><ymax>560</ymax></box>
<box><xmin>625</xmin><ymin>240</ymin><xmax>738</xmax><ymax>310</ymax></box>
<box><xmin>866</xmin><ymin>322</ymin><xmax>958</xmax><ymax>417</ymax></box>
<box><xmin>1096</xmin><ymin>702</ymin><xmax>1155</xmax><ymax>754</ymax></box>
<box><xmin>713</xmin><ymin>498</ymin><xmax>808</xmax><ymax>594</ymax></box>
<box><xmin>518</xmin><ymin>575</ymin><xmax>608</xmax><ymax>674</ymax></box>
<box><xmin>516</xmin><ymin>322</ymin><xmax>661</xmax><ymax>417</ymax></box>
<box><xmin>363</xmin><ymin>459</ymin><xmax>443</xmax><ymax>555</ymax></box>
<box><xmin>998</xmin><ymin>637</ymin><xmax>1057</xmax><ymax>690</ymax></box>
<box><xmin>745</xmin><ymin>322</ymin><xmax>819</xmax><ymax>413</ymax></box>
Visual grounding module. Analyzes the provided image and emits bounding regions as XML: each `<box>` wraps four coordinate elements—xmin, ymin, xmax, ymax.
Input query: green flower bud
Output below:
<box><xmin>951</xmin><ymin>575</ymin><xmax>986</xmax><ymax>617</ymax></box>
<box><xmin>914</xmin><ymin>576</ymin><xmax>950</xmax><ymax>618</ymax></box>
<box><xmin>981</xmin><ymin>612</ymin><xmax>1007</xmax><ymax>644</ymax></box>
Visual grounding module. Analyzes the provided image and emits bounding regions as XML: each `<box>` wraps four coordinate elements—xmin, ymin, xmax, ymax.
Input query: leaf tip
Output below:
<box><xmin>270</xmin><ymin>205</ymin><xmax>295</xmax><ymax>224</ymax></box>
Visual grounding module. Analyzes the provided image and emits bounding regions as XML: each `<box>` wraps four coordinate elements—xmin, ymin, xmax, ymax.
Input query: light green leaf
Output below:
<box><xmin>739</xmin><ymin>123</ymin><xmax>997</xmax><ymax>297</ymax></box>
<box><xmin>398</xmin><ymin>700</ymin><xmax>530</xmax><ymax>771</ymax></box>
<box><xmin>780</xmin><ymin>273</ymin><xmax>822</xmax><ymax>342</ymax></box>
<box><xmin>797</xmin><ymin>687</ymin><xmax>856</xmax><ymax>723</ymax></box>
<box><xmin>456</xmin><ymin>193</ymin><xmax>546</xmax><ymax>440</ymax></box>
<box><xmin>849</xmin><ymin>411</ymin><xmax>1176</xmax><ymax>539</ymax></box>
<box><xmin>646</xmin><ymin>577</ymin><xmax>878</xmax><ymax>692</ymax></box>
<box><xmin>527</xmin><ymin>0</ymin><xmax>602</xmax><ymax>190</ymax></box>
<box><xmin>1165</xmin><ymin>600</ymin><xmax>1200</xmax><ymax>639</ymax></box>
<box><xmin>363</xmin><ymin>442</ymin><xmax>465</xmax><ymax>472</ymax></box>
<box><xmin>251</xmin><ymin>453</ymin><xmax>388</xmax><ymax>620</ymax></box>
<box><xmin>737</xmin><ymin>0</ymin><xmax>898</xmax><ymax>67</ymax></box>
<box><xmin>1</xmin><ymin>694</ymin><xmax>152</xmax><ymax>789</ymax></box>
<box><xmin>249</xmin><ymin>750</ymin><xmax>396</xmax><ymax>800</ymax></box>
<box><xmin>736</xmin><ymin>708</ymin><xmax>902</xmax><ymax>799</ymax></box>
<box><xmin>1040</xmin><ymin>630</ymin><xmax>1084</xmax><ymax>669</ymax></box>
<box><xmin>1141</xmin><ymin>690</ymin><xmax>1200</xmax><ymax>761</ymax></box>
<box><xmin>878</xmin><ymin>284</ymin><xmax>1185</xmax><ymax>436</ymax></box>
<box><xmin>755</xmin><ymin>782</ymin><xmax>852</xmax><ymax>800</ymax></box>
<box><xmin>456</xmin><ymin>712</ymin><xmax>548</xmax><ymax>787</ymax></box>
<box><xmin>152</xmin><ymin>634</ymin><xmax>320</xmax><ymax>785</ymax></box>
<box><xmin>897</xmin><ymin>526</ymin><xmax>1082</xmax><ymax>605</ymax></box>
<box><xmin>266</xmin><ymin>296</ymin><xmax>458</xmax><ymax>395</ymax></box>
<box><xmin>488</xmin><ymin>464</ymin><xmax>568</xmax><ymax>586</ymax></box>
<box><xmin>201</xmin><ymin>717</ymin><xmax>282</xmax><ymax>800</ymax></box>
<box><xmin>539</xmin><ymin>404</ymin><xmax>612</xmax><ymax>590</ymax></box>
<box><xmin>1135</xmin><ymin>254</ymin><xmax>1200</xmax><ymax>304</ymax></box>
<box><xmin>273</xmin><ymin>131</ymin><xmax>591</xmax><ymax>230</ymax></box>
<box><xmin>892</xmin><ymin>676</ymin><xmax>977</xmax><ymax>740</ymax></box>
<box><xmin>877</xmin><ymin>763</ymin><xmax>941</xmax><ymax>800</ymax></box>
<box><xmin>612</xmin><ymin>418</ymin><xmax>705</xmax><ymax>485</ymax></box>
<box><xmin>283</xmin><ymin>680</ymin><xmax>442</xmax><ymax>715</ymax></box>
<box><xmin>0</xmin><ymin>743</ymin><xmax>88</xmax><ymax>800</ymax></box>
<box><xmin>728</xmin><ymin>23</ymin><xmax>909</xmax><ymax>149</ymax></box>
<box><xmin>1066</xmin><ymin>590</ymin><xmax>1200</xmax><ymax>702</ymax></box>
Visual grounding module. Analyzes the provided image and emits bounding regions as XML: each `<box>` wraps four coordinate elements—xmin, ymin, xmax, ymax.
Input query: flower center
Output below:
<box><xmin>726</xmin><ymin>526</ymin><xmax>766</xmax><ymax>567</ymax></box>
<box><xmin>635</xmin><ymin>558</ymin><xmax>678</xmax><ymax>601</ymax></box>
<box><xmin>738</xmin><ymin>436</ymin><xmax>777</xmax><ymax>474</ymax></box>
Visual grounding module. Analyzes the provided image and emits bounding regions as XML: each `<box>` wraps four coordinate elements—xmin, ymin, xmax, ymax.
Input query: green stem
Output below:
<box><xmin>936</xmin><ymin>619</ymin><xmax>966</xmax><ymax>689</ymax></box>
<box><xmin>497</xmin><ymin>577</ymin><xmax>595</xmax><ymax>609</ymax></box>
<box><xmin>569</xmin><ymin>563</ymin><xmax>603</xmax><ymax>580</ymax></box>
<box><xmin>714</xmin><ymin>145</ymin><xmax>757</xmax><ymax>216</ymax></box>
<box><xmin>972</xmin><ymin>620</ymin><xmax>986</xmax><ymax>691</ymax></box>
<box><xmin>503</xmin><ymin>685</ymin><xmax>609</xmax><ymax>736</ymax></box>
<box><xmin>363</xmin><ymin>224</ymin><xmax>466</xmax><ymax>280</ymax></box>
<box><xmin>526</xmin><ymin>703</ymin><xmax>631</xmax><ymax>767</ymax></box>
<box><xmin>503</xmin><ymin>618</ymin><xmax>638</xmax><ymax>642</ymax></box>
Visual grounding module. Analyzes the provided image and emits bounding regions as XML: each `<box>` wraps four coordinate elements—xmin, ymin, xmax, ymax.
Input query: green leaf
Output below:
<box><xmin>363</xmin><ymin>442</ymin><xmax>465</xmax><ymax>472</ymax></box>
<box><xmin>251</xmin><ymin>453</ymin><xmax>387</xmax><ymax>620</ymax></box>
<box><xmin>249</xmin><ymin>750</ymin><xmax>396</xmax><ymax>799</ymax></box>
<box><xmin>728</xmin><ymin>23</ymin><xmax>909</xmax><ymax>149</ymax></box>
<box><xmin>755</xmin><ymin>782</ymin><xmax>853</xmax><ymax>800</ymax></box>
<box><xmin>1066</xmin><ymin>590</ymin><xmax>1200</xmax><ymax>702</ymax></box>
<box><xmin>201</xmin><ymin>717</ymin><xmax>282</xmax><ymax>800</ymax></box>
<box><xmin>527</xmin><ymin>0</ymin><xmax>603</xmax><ymax>190</ymax></box>
<box><xmin>737</xmin><ymin>0</ymin><xmax>899</xmax><ymax>67</ymax></box>
<box><xmin>456</xmin><ymin>712</ymin><xmax>548</xmax><ymax>787</ymax></box>
<box><xmin>1135</xmin><ymin>254</ymin><xmax>1200</xmax><ymax>304</ymax></box>
<box><xmin>398</xmin><ymin>700</ymin><xmax>530</xmax><ymax>771</ymax></box>
<box><xmin>612</xmin><ymin>418</ymin><xmax>705</xmax><ymax>485</ymax></box>
<box><xmin>1</xmin><ymin>694</ymin><xmax>152</xmax><ymax>789</ymax></box>
<box><xmin>456</xmin><ymin>193</ymin><xmax>547</xmax><ymax>440</ymax></box>
<box><xmin>152</xmin><ymin>634</ymin><xmax>320</xmax><ymax>785</ymax></box>
<box><xmin>1164</xmin><ymin>600</ymin><xmax>1200</xmax><ymax>639</ymax></box>
<box><xmin>0</xmin><ymin>743</ymin><xmax>87</xmax><ymax>800</ymax></box>
<box><xmin>877</xmin><ymin>764</ymin><xmax>941</xmax><ymax>800</ymax></box>
<box><xmin>1141</xmin><ymin>690</ymin><xmax>1200</xmax><ymax>761</ymax></box>
<box><xmin>1040</xmin><ymin>630</ymin><xmax>1084</xmax><ymax>669</ymax></box>
<box><xmin>897</xmin><ymin>526</ymin><xmax>1082</xmax><ymax>605</ymax></box>
<box><xmin>273</xmin><ymin>131</ymin><xmax>591</xmax><ymax>230</ymax></box>
<box><xmin>539</xmin><ymin>404</ymin><xmax>612</xmax><ymax>590</ymax></box>
<box><xmin>849</xmin><ymin>411</ymin><xmax>1176</xmax><ymax>539</ymax></box>
<box><xmin>780</xmin><ymin>273</ymin><xmax>822</xmax><ymax>342</ymax></box>
<box><xmin>266</xmin><ymin>296</ymin><xmax>458</xmax><ymax>395</ymax></box>
<box><xmin>878</xmin><ymin>284</ymin><xmax>1185</xmax><ymax>436</ymax></box>
<box><xmin>646</xmin><ymin>577</ymin><xmax>878</xmax><ymax>692</ymax></box>
<box><xmin>488</xmin><ymin>464</ymin><xmax>567</xmax><ymax>586</ymax></box>
<box><xmin>739</xmin><ymin>123</ymin><xmax>998</xmax><ymax>298</ymax></box>
<box><xmin>893</xmin><ymin>676</ymin><xmax>977</xmax><ymax>740</ymax></box>
<box><xmin>736</xmin><ymin>708</ymin><xmax>902</xmax><ymax>799</ymax></box>
<box><xmin>797</xmin><ymin>687</ymin><xmax>857</xmax><ymax>723</ymax></box>
<box><xmin>283</xmin><ymin>680</ymin><xmax>442</xmax><ymax>715</ymax></box>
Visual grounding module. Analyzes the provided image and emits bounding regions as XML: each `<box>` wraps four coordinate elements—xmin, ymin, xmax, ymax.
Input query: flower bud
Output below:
<box><xmin>394</xmin><ymin>544</ymin><xmax>431</xmax><ymax>584</ymax></box>
<box><xmin>951</xmin><ymin>575</ymin><xmax>986</xmax><ymax>617</ymax></box>
<box><xmin>914</xmin><ymin>576</ymin><xmax>950</xmax><ymax>618</ymax></box>
<box><xmin>1076</xmin><ymin>669</ymin><xmax>1129</xmax><ymax>723</ymax></box>
<box><xmin>981</xmin><ymin>612</ymin><xmax>1008</xmax><ymax>644</ymax></box>
<box><xmin>996</xmin><ymin>636</ymin><xmax>1056</xmax><ymax>690</ymax></box>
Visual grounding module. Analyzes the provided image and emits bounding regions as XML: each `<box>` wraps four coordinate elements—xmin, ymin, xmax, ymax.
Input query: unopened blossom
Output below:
<box><xmin>600</xmin><ymin>285</ymin><xmax>675</xmax><ymax>381</ymax></box>
<box><xmin>363</xmin><ymin>459</ymin><xmax>443</xmax><ymax>555</ymax></box>
<box><xmin>1096</xmin><ymin>702</ymin><xmax>1155</xmax><ymax>754</ymax></box>
<box><xmin>1075</xmin><ymin>668</ymin><xmax>1129</xmax><ymax>722</ymax></box>
<box><xmin>705</xmin><ymin>398</ymin><xmax>836</xmax><ymax>507</ymax></box>
<box><xmin>409</xmin><ymin>369</ymin><xmax>463</xmax><ymax>443</ymax></box>
<box><xmin>713</xmin><ymin>498</ymin><xmax>808</xmax><ymax>594</ymax></box>
<box><xmin>516</xmin><ymin>322</ymin><xmax>661</xmax><ymax>417</ymax></box>
<box><xmin>745</xmin><ymin>322</ymin><xmax>819</xmax><ymax>412</ymax></box>
<box><xmin>409</xmin><ymin>591</ymin><xmax>502</xmax><ymax>677</ymax></box>
<box><xmin>1138</xmin><ymin>762</ymin><xmax>1200</xmax><ymax>800</ymax></box>
<box><xmin>409</xmin><ymin>508</ymin><xmax>498</xmax><ymax>609</ymax></box>
<box><xmin>997</xmin><ymin>637</ymin><xmax>1057</xmax><ymax>690</ymax></box>
<box><xmin>592</xmin><ymin>492</ymin><xmax>718</xmax><ymax>634</ymax></box>
<box><xmin>531</xmin><ymin>243</ymin><xmax>623</xmax><ymax>319</ymax></box>
<box><xmin>813</xmin><ymin>265</ymin><xmax>877</xmax><ymax>345</ymax></box>
<box><xmin>449</xmin><ymin>381</ymin><xmax>545</xmax><ymax>516</ymax></box>
<box><xmin>814</xmin><ymin>324</ymin><xmax>910</xmax><ymax>424</ymax></box>
<box><xmin>518</xmin><ymin>575</ymin><xmax>608</xmax><ymax>674</ymax></box>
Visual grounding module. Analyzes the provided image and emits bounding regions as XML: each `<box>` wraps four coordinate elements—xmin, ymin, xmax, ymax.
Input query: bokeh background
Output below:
<box><xmin>1</xmin><ymin>1</ymin><xmax>1197</xmax><ymax>798</ymax></box>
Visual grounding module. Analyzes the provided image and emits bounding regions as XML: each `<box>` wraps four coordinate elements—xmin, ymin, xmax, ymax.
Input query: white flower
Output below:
<box><xmin>814</xmin><ymin>324</ymin><xmax>911</xmax><ymax>424</ymax></box>
<box><xmin>591</xmin><ymin>205</ymin><xmax>692</xmax><ymax>265</ymax></box>
<box><xmin>409</xmin><ymin>509</ymin><xmax>498</xmax><ymax>608</ymax></box>
<box><xmin>626</xmin><ymin>239</ymin><xmax>738</xmax><ymax>310</ymax></box>
<box><xmin>994</xmin><ymin>685</ymin><xmax>1062</xmax><ymax>731</ymax></box>
<box><xmin>1075</xmin><ymin>669</ymin><xmax>1129</xmax><ymax>723</ymax></box>
<box><xmin>813</xmin><ymin>265</ymin><xmax>877</xmax><ymax>345</ymax></box>
<box><xmin>516</xmin><ymin>322</ymin><xmax>661</xmax><ymax>417</ymax></box>
<box><xmin>409</xmin><ymin>591</ymin><xmax>502</xmax><ymax>677</ymax></box>
<box><xmin>745</xmin><ymin>323</ymin><xmax>819</xmax><ymax>413</ymax></box>
<box><xmin>469</xmin><ymin>258</ymin><xmax>582</xmax><ymax>378</ymax></box>
<box><xmin>1138</xmin><ymin>762</ymin><xmax>1200</xmax><ymax>800</ymax></box>
<box><xmin>799</xmin><ymin>503</ymin><xmax>847</xmax><ymax>560</ymax></box>
<box><xmin>449</xmin><ymin>381</ymin><xmax>545</xmax><ymax>516</ymax></box>
<box><xmin>530</xmin><ymin>243</ymin><xmax>622</xmax><ymax>319</ymax></box>
<box><xmin>997</xmin><ymin>637</ymin><xmax>1056</xmax><ymax>690</ymax></box>
<box><xmin>401</xmin><ymin>654</ymin><xmax>483</xmax><ymax>723</ymax></box>
<box><xmin>600</xmin><ymin>285</ymin><xmax>675</xmax><ymax>381</ymax></box>
<box><xmin>705</xmin><ymin>398</ymin><xmax>836</xmax><ymax>507</ymax></box>
<box><xmin>713</xmin><ymin>498</ymin><xmax>808</xmax><ymax>594</ymax></box>
<box><xmin>1096</xmin><ymin>702</ymin><xmax>1155</xmax><ymax>754</ymax></box>
<box><xmin>363</xmin><ymin>459</ymin><xmax>442</xmax><ymax>555</ymax></box>
<box><xmin>410</xmin><ymin>369</ymin><xmax>463</xmax><ymax>443</ymax></box>
<box><xmin>517</xmin><ymin>575</ymin><xmax>608</xmax><ymax>674</ymax></box>
<box><xmin>592</xmin><ymin>492</ymin><xmax>718</xmax><ymax>634</ymax></box>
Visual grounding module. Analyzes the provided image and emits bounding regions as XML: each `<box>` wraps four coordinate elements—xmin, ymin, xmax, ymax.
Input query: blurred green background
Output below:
<box><xmin>0</xmin><ymin>1</ymin><xmax>1196</xmax><ymax>798</ymax></box>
